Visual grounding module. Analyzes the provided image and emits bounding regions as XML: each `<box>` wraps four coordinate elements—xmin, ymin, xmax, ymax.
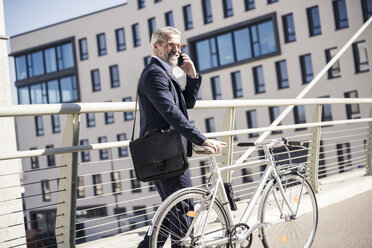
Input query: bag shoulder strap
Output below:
<box><xmin>131</xmin><ymin>63</ymin><xmax>178</xmax><ymax>141</ymax></box>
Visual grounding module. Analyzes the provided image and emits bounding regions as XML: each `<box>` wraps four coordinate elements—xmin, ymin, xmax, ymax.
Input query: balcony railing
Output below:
<box><xmin>0</xmin><ymin>98</ymin><xmax>372</xmax><ymax>248</ymax></box>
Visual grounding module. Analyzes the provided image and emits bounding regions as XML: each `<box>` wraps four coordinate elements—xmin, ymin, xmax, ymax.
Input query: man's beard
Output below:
<box><xmin>164</xmin><ymin>51</ymin><xmax>178</xmax><ymax>67</ymax></box>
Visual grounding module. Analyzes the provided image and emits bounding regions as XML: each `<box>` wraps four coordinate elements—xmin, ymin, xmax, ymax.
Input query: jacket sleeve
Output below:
<box><xmin>141</xmin><ymin>69</ymin><xmax>207</xmax><ymax>145</ymax></box>
<box><xmin>182</xmin><ymin>75</ymin><xmax>202</xmax><ymax>109</ymax></box>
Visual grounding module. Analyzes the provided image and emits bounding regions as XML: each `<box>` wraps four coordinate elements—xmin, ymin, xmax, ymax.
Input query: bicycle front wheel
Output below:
<box><xmin>260</xmin><ymin>173</ymin><xmax>318</xmax><ymax>248</ymax></box>
<box><xmin>150</xmin><ymin>188</ymin><xmax>231</xmax><ymax>248</ymax></box>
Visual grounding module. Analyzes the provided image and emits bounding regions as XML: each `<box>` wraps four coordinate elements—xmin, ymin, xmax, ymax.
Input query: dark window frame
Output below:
<box><xmin>244</xmin><ymin>0</ymin><xmax>255</xmax><ymax>11</ymax></box>
<box><xmin>352</xmin><ymin>40</ymin><xmax>369</xmax><ymax>73</ymax></box>
<box><xmin>205</xmin><ymin>117</ymin><xmax>216</xmax><ymax>133</ymax></box>
<box><xmin>333</xmin><ymin>0</ymin><xmax>349</xmax><ymax>30</ymax></box>
<box><xmin>130</xmin><ymin>169</ymin><xmax>141</xmax><ymax>193</ymax></box>
<box><xmin>109</xmin><ymin>65</ymin><xmax>120</xmax><ymax>88</ymax></box>
<box><xmin>115</xmin><ymin>28</ymin><xmax>126</xmax><ymax>51</ymax></box>
<box><xmin>148</xmin><ymin>17</ymin><xmax>157</xmax><ymax>41</ymax></box>
<box><xmin>117</xmin><ymin>133</ymin><xmax>128</xmax><ymax>157</ymax></box>
<box><xmin>293</xmin><ymin>105</ymin><xmax>307</xmax><ymax>131</ymax></box>
<box><xmin>51</xmin><ymin>115</ymin><xmax>61</xmax><ymax>133</ymax></box>
<box><xmin>80</xmin><ymin>139</ymin><xmax>91</xmax><ymax>162</ymax></box>
<box><xmin>344</xmin><ymin>90</ymin><xmax>361</xmax><ymax>119</ymax></box>
<box><xmin>269</xmin><ymin>106</ymin><xmax>282</xmax><ymax>134</ymax></box>
<box><xmin>361</xmin><ymin>0</ymin><xmax>372</xmax><ymax>22</ymax></box>
<box><xmin>35</xmin><ymin>116</ymin><xmax>44</xmax><ymax>136</ymax></box>
<box><xmin>86</xmin><ymin>113</ymin><xmax>96</xmax><ymax>127</ymax></box>
<box><xmin>165</xmin><ymin>11</ymin><xmax>174</xmax><ymax>27</ymax></box>
<box><xmin>30</xmin><ymin>147</ymin><xmax>39</xmax><ymax>169</ymax></box>
<box><xmin>98</xmin><ymin>136</ymin><xmax>109</xmax><ymax>160</ymax></box>
<box><xmin>41</xmin><ymin>180</ymin><xmax>51</xmax><ymax>201</ymax></box>
<box><xmin>300</xmin><ymin>54</ymin><xmax>314</xmax><ymax>84</ymax></box>
<box><xmin>132</xmin><ymin>23</ymin><xmax>141</xmax><ymax>47</ymax></box>
<box><xmin>282</xmin><ymin>13</ymin><xmax>296</xmax><ymax>43</ymax></box>
<box><xmin>91</xmin><ymin>69</ymin><xmax>101</xmax><ymax>92</ymax></box>
<box><xmin>253</xmin><ymin>65</ymin><xmax>266</xmax><ymax>94</ymax></box>
<box><xmin>211</xmin><ymin>76</ymin><xmax>222</xmax><ymax>100</ymax></box>
<box><xmin>123</xmin><ymin>97</ymin><xmax>134</xmax><ymax>121</ymax></box>
<box><xmin>183</xmin><ymin>5</ymin><xmax>194</xmax><ymax>30</ymax></box>
<box><xmin>96</xmin><ymin>33</ymin><xmax>107</xmax><ymax>56</ymax></box>
<box><xmin>325</xmin><ymin>47</ymin><xmax>341</xmax><ymax>79</ymax></box>
<box><xmin>78</xmin><ymin>38</ymin><xmax>88</xmax><ymax>60</ymax></box>
<box><xmin>138</xmin><ymin>0</ymin><xmax>146</xmax><ymax>9</ymax></box>
<box><xmin>202</xmin><ymin>0</ymin><xmax>213</xmax><ymax>24</ymax></box>
<box><xmin>231</xmin><ymin>71</ymin><xmax>243</xmax><ymax>98</ymax></box>
<box><xmin>222</xmin><ymin>0</ymin><xmax>234</xmax><ymax>18</ymax></box>
<box><xmin>93</xmin><ymin>174</ymin><xmax>103</xmax><ymax>196</ymax></box>
<box><xmin>46</xmin><ymin>144</ymin><xmax>56</xmax><ymax>166</ymax></box>
<box><xmin>307</xmin><ymin>6</ymin><xmax>322</xmax><ymax>37</ymax></box>
<box><xmin>275</xmin><ymin>60</ymin><xmax>289</xmax><ymax>89</ymax></box>
<box><xmin>246</xmin><ymin>110</ymin><xmax>259</xmax><ymax>138</ymax></box>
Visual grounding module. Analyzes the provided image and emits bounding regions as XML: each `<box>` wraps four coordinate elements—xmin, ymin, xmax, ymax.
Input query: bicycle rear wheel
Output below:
<box><xmin>150</xmin><ymin>188</ymin><xmax>231</xmax><ymax>247</ymax></box>
<box><xmin>259</xmin><ymin>173</ymin><xmax>318</xmax><ymax>248</ymax></box>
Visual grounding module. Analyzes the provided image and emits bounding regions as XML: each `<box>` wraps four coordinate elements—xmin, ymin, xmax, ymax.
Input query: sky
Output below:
<box><xmin>4</xmin><ymin>0</ymin><xmax>126</xmax><ymax>36</ymax></box>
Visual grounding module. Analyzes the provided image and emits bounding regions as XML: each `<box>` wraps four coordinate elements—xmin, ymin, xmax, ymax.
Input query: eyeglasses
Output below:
<box><xmin>159</xmin><ymin>41</ymin><xmax>184</xmax><ymax>50</ymax></box>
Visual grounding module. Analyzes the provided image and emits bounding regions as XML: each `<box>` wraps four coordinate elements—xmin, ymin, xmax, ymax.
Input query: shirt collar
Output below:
<box><xmin>152</xmin><ymin>56</ymin><xmax>174</xmax><ymax>75</ymax></box>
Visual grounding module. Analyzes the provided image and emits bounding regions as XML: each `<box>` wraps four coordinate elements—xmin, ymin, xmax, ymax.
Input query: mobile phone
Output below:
<box><xmin>177</xmin><ymin>53</ymin><xmax>184</xmax><ymax>66</ymax></box>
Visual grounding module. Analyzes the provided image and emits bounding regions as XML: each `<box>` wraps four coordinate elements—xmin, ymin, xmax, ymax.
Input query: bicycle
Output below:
<box><xmin>148</xmin><ymin>138</ymin><xmax>318</xmax><ymax>248</ymax></box>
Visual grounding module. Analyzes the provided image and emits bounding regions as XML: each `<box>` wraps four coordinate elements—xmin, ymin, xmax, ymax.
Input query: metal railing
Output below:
<box><xmin>0</xmin><ymin>98</ymin><xmax>372</xmax><ymax>248</ymax></box>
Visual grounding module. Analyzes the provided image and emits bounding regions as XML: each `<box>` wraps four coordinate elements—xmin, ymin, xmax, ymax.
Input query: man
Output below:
<box><xmin>137</xmin><ymin>26</ymin><xmax>226</xmax><ymax>247</ymax></box>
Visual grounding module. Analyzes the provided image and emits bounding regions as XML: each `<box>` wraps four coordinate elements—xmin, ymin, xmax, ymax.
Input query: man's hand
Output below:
<box><xmin>202</xmin><ymin>139</ymin><xmax>227</xmax><ymax>154</ymax></box>
<box><xmin>178</xmin><ymin>53</ymin><xmax>198</xmax><ymax>78</ymax></box>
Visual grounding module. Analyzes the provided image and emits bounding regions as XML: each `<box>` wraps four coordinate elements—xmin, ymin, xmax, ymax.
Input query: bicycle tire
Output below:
<box><xmin>150</xmin><ymin>188</ymin><xmax>231</xmax><ymax>247</ymax></box>
<box><xmin>259</xmin><ymin>173</ymin><xmax>318</xmax><ymax>248</ymax></box>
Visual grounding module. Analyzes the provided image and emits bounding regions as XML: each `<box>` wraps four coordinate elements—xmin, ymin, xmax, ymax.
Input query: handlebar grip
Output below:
<box><xmin>237</xmin><ymin>142</ymin><xmax>255</xmax><ymax>147</ymax></box>
<box><xmin>288</xmin><ymin>141</ymin><xmax>304</xmax><ymax>146</ymax></box>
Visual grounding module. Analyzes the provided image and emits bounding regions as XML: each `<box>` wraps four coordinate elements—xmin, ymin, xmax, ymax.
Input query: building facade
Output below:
<box><xmin>9</xmin><ymin>0</ymin><xmax>372</xmax><ymax>244</ymax></box>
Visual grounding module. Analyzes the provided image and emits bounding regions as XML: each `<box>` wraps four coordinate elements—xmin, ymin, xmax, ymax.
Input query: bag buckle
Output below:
<box><xmin>154</xmin><ymin>160</ymin><xmax>164</xmax><ymax>170</ymax></box>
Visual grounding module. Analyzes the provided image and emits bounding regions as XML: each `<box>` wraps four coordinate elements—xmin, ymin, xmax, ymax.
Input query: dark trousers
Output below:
<box><xmin>137</xmin><ymin>170</ymin><xmax>192</xmax><ymax>248</ymax></box>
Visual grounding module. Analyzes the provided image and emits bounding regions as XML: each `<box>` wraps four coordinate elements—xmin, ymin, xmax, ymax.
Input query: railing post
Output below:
<box><xmin>366</xmin><ymin>108</ymin><xmax>372</xmax><ymax>176</ymax></box>
<box><xmin>220</xmin><ymin>107</ymin><xmax>236</xmax><ymax>182</ymax></box>
<box><xmin>56</xmin><ymin>114</ymin><xmax>80</xmax><ymax>248</ymax></box>
<box><xmin>308</xmin><ymin>105</ymin><xmax>322</xmax><ymax>193</ymax></box>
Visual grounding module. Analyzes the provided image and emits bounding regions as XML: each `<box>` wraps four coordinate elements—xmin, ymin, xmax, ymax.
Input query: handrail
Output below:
<box><xmin>0</xmin><ymin>98</ymin><xmax>371</xmax><ymax>117</ymax></box>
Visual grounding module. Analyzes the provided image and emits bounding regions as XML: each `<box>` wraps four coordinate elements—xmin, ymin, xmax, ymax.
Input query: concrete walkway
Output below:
<box><xmin>77</xmin><ymin>169</ymin><xmax>372</xmax><ymax>248</ymax></box>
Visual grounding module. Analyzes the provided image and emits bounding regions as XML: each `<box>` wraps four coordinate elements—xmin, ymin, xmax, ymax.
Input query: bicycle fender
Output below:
<box><xmin>148</xmin><ymin>187</ymin><xmax>208</xmax><ymax>236</ymax></box>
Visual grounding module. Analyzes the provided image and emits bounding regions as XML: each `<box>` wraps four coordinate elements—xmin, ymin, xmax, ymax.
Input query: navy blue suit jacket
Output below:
<box><xmin>138</xmin><ymin>58</ymin><xmax>207</xmax><ymax>157</ymax></box>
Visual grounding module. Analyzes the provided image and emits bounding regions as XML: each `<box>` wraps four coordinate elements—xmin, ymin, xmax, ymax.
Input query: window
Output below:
<box><xmin>293</xmin><ymin>106</ymin><xmax>307</xmax><ymax>131</ymax></box>
<box><xmin>77</xmin><ymin>176</ymin><xmax>85</xmax><ymax>198</ymax></box>
<box><xmin>80</xmin><ymin>139</ymin><xmax>91</xmax><ymax>162</ymax></box>
<box><xmin>352</xmin><ymin>40</ymin><xmax>369</xmax><ymax>73</ymax></box>
<box><xmin>105</xmin><ymin>111</ymin><xmax>115</xmax><ymax>124</ymax></box>
<box><xmin>282</xmin><ymin>13</ymin><xmax>296</xmax><ymax>43</ymax></box>
<box><xmin>155</xmin><ymin>0</ymin><xmax>162</xmax><ymax>3</ymax></box>
<box><xmin>51</xmin><ymin>115</ymin><xmax>61</xmax><ymax>133</ymax></box>
<box><xmin>44</xmin><ymin>47</ymin><xmax>57</xmax><ymax>73</ymax></box>
<box><xmin>91</xmin><ymin>69</ymin><xmax>101</xmax><ymax>92</ymax></box>
<box><xmin>211</xmin><ymin>76</ymin><xmax>222</xmax><ymax>100</ymax></box>
<box><xmin>200</xmin><ymin>160</ymin><xmax>211</xmax><ymax>184</ymax></box>
<box><xmin>344</xmin><ymin>90</ymin><xmax>360</xmax><ymax>119</ymax></box>
<box><xmin>268</xmin><ymin>0</ymin><xmax>278</xmax><ymax>3</ymax></box>
<box><xmin>93</xmin><ymin>174</ymin><xmax>103</xmax><ymax>196</ymax></box>
<box><xmin>149</xmin><ymin>181</ymin><xmax>156</xmax><ymax>191</ymax></box>
<box><xmin>205</xmin><ymin>117</ymin><xmax>215</xmax><ymax>133</ymax></box>
<box><xmin>275</xmin><ymin>60</ymin><xmax>289</xmax><ymax>89</ymax></box>
<box><xmin>98</xmin><ymin>137</ymin><xmax>109</xmax><ymax>160</ymax></box>
<box><xmin>320</xmin><ymin>96</ymin><xmax>333</xmax><ymax>122</ymax></box>
<box><xmin>336</xmin><ymin>143</ymin><xmax>351</xmax><ymax>173</ymax></box>
<box><xmin>18</xmin><ymin>76</ymin><xmax>78</xmax><ymax>104</ymax></box>
<box><xmin>325</xmin><ymin>47</ymin><xmax>341</xmax><ymax>79</ymax></box>
<box><xmin>132</xmin><ymin>23</ymin><xmax>141</xmax><ymax>47</ymax></box>
<box><xmin>115</xmin><ymin>28</ymin><xmax>126</xmax><ymax>51</ymax></box>
<box><xmin>130</xmin><ymin>169</ymin><xmax>141</xmax><ymax>193</ymax></box>
<box><xmin>109</xmin><ymin>65</ymin><xmax>120</xmax><ymax>88</ymax></box>
<box><xmin>35</xmin><ymin>116</ymin><xmax>44</xmax><ymax>136</ymax></box>
<box><xmin>86</xmin><ymin>113</ymin><xmax>96</xmax><ymax>127</ymax></box>
<box><xmin>222</xmin><ymin>0</ymin><xmax>234</xmax><ymax>18</ymax></box>
<box><xmin>231</xmin><ymin>71</ymin><xmax>243</xmax><ymax>98</ymax></box>
<box><xmin>194</xmin><ymin>16</ymin><xmax>278</xmax><ymax>71</ymax></box>
<box><xmin>97</xmin><ymin>33</ymin><xmax>107</xmax><ymax>56</ymax></box>
<box><xmin>183</xmin><ymin>5</ymin><xmax>193</xmax><ymax>30</ymax></box>
<box><xmin>202</xmin><ymin>0</ymin><xmax>213</xmax><ymax>24</ymax></box>
<box><xmin>79</xmin><ymin>38</ymin><xmax>88</xmax><ymax>60</ymax></box>
<box><xmin>246</xmin><ymin>110</ymin><xmax>258</xmax><ymax>137</ymax></box>
<box><xmin>111</xmin><ymin>171</ymin><xmax>122</xmax><ymax>194</ymax></box>
<box><xmin>244</xmin><ymin>0</ymin><xmax>255</xmax><ymax>11</ymax></box>
<box><xmin>41</xmin><ymin>180</ymin><xmax>51</xmax><ymax>201</ymax></box>
<box><xmin>117</xmin><ymin>133</ymin><xmax>128</xmax><ymax>157</ymax></box>
<box><xmin>148</xmin><ymin>17</ymin><xmax>156</xmax><ymax>41</ymax></box>
<box><xmin>14</xmin><ymin>42</ymin><xmax>74</xmax><ymax>81</ymax></box>
<box><xmin>333</xmin><ymin>0</ymin><xmax>349</xmax><ymax>29</ymax></box>
<box><xmin>123</xmin><ymin>97</ymin><xmax>134</xmax><ymax>121</ymax></box>
<box><xmin>138</xmin><ymin>0</ymin><xmax>145</xmax><ymax>9</ymax></box>
<box><xmin>30</xmin><ymin>147</ymin><xmax>39</xmax><ymax>169</ymax></box>
<box><xmin>307</xmin><ymin>6</ymin><xmax>322</xmax><ymax>36</ymax></box>
<box><xmin>253</xmin><ymin>65</ymin><xmax>265</xmax><ymax>94</ymax></box>
<box><xmin>46</xmin><ymin>144</ymin><xmax>56</xmax><ymax>166</ymax></box>
<box><xmin>165</xmin><ymin>11</ymin><xmax>174</xmax><ymax>27</ymax></box>
<box><xmin>300</xmin><ymin>54</ymin><xmax>314</xmax><ymax>84</ymax></box>
<box><xmin>362</xmin><ymin>0</ymin><xmax>372</xmax><ymax>22</ymax></box>
<box><xmin>269</xmin><ymin>106</ymin><xmax>282</xmax><ymax>134</ymax></box>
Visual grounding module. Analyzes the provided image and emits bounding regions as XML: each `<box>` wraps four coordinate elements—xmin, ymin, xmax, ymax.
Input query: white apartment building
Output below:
<box><xmin>9</xmin><ymin>0</ymin><xmax>372</xmax><ymax>245</ymax></box>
